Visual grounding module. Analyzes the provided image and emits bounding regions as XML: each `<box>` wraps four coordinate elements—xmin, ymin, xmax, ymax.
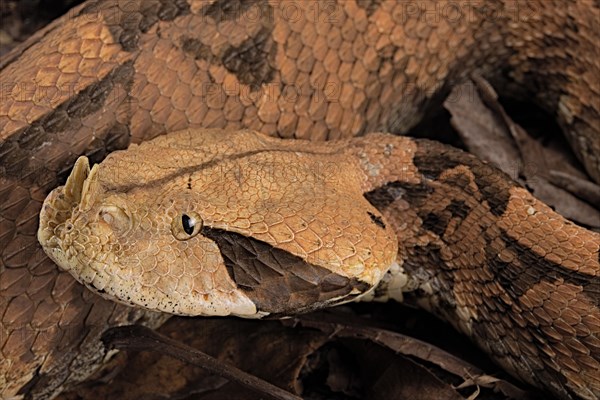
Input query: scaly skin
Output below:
<box><xmin>38</xmin><ymin>128</ymin><xmax>600</xmax><ymax>399</ymax></box>
<box><xmin>1</xmin><ymin>1</ymin><xmax>599</xmax><ymax>399</ymax></box>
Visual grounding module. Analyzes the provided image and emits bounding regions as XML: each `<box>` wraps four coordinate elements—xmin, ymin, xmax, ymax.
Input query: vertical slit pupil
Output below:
<box><xmin>182</xmin><ymin>214</ymin><xmax>194</xmax><ymax>235</ymax></box>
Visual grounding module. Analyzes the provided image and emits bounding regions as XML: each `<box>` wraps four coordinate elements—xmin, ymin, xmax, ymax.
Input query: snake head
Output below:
<box><xmin>38</xmin><ymin>129</ymin><xmax>398</xmax><ymax>317</ymax></box>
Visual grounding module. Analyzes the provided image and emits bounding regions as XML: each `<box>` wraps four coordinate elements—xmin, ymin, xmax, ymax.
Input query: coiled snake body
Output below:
<box><xmin>1</xmin><ymin>1</ymin><xmax>599</xmax><ymax>399</ymax></box>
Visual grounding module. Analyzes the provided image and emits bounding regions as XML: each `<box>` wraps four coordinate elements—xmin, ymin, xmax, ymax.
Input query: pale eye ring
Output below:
<box><xmin>171</xmin><ymin>211</ymin><xmax>203</xmax><ymax>240</ymax></box>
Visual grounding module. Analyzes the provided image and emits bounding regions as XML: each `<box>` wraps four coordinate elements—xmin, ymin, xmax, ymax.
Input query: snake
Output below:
<box><xmin>0</xmin><ymin>0</ymin><xmax>599</xmax><ymax>399</ymax></box>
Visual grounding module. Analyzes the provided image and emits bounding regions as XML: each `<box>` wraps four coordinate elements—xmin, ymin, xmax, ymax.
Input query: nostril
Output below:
<box><xmin>65</xmin><ymin>223</ymin><xmax>73</xmax><ymax>231</ymax></box>
<box><xmin>99</xmin><ymin>206</ymin><xmax>131</xmax><ymax>233</ymax></box>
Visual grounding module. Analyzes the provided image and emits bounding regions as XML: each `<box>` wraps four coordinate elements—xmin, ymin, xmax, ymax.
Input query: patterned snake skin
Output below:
<box><xmin>1</xmin><ymin>1</ymin><xmax>599</xmax><ymax>399</ymax></box>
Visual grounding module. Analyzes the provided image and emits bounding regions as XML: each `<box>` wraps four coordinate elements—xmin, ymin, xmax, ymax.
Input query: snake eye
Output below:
<box><xmin>182</xmin><ymin>215</ymin><xmax>194</xmax><ymax>235</ymax></box>
<box><xmin>171</xmin><ymin>212</ymin><xmax>203</xmax><ymax>240</ymax></box>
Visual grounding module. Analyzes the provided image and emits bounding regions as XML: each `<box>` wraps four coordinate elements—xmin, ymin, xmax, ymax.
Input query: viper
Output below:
<box><xmin>0</xmin><ymin>1</ymin><xmax>599</xmax><ymax>400</ymax></box>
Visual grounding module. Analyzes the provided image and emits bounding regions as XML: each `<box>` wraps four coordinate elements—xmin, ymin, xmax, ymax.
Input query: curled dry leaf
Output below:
<box><xmin>444</xmin><ymin>77</ymin><xmax>600</xmax><ymax>228</ymax></box>
<box><xmin>293</xmin><ymin>310</ymin><xmax>534</xmax><ymax>400</ymax></box>
<box><xmin>56</xmin><ymin>305</ymin><xmax>541</xmax><ymax>400</ymax></box>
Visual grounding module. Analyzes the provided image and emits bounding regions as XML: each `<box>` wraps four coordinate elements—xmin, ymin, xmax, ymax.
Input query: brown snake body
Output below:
<box><xmin>1</xmin><ymin>1</ymin><xmax>599</xmax><ymax>399</ymax></box>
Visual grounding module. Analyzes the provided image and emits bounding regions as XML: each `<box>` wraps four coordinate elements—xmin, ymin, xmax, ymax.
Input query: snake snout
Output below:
<box><xmin>38</xmin><ymin>157</ymin><xmax>91</xmax><ymax>248</ymax></box>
